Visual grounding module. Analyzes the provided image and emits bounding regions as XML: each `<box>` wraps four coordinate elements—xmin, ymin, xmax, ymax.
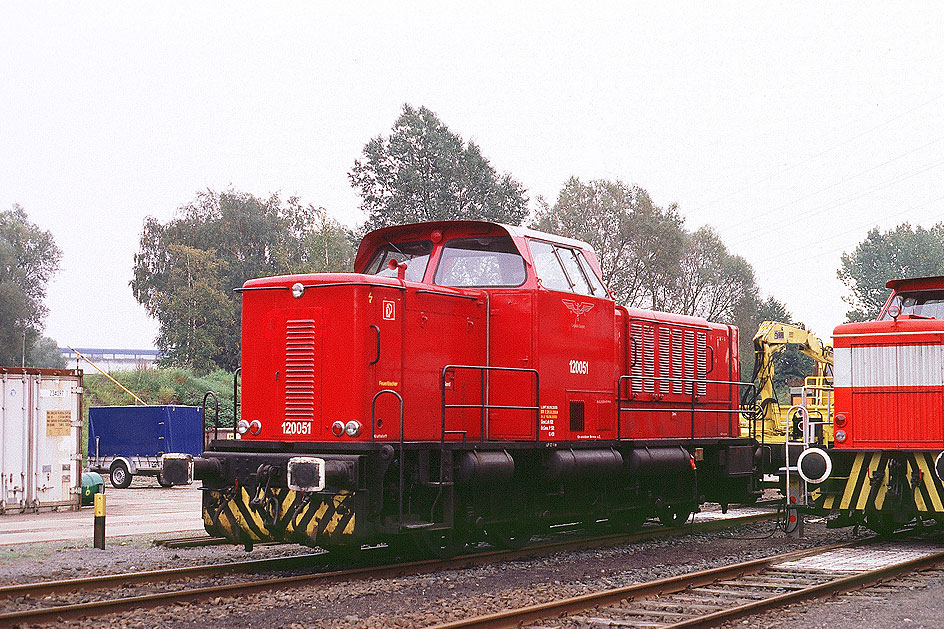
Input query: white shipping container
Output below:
<box><xmin>0</xmin><ymin>368</ymin><xmax>83</xmax><ymax>513</ymax></box>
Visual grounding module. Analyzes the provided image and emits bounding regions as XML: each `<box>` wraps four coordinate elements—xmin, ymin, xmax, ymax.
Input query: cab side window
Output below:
<box><xmin>530</xmin><ymin>241</ymin><xmax>570</xmax><ymax>292</ymax></box>
<box><xmin>529</xmin><ymin>239</ymin><xmax>607</xmax><ymax>297</ymax></box>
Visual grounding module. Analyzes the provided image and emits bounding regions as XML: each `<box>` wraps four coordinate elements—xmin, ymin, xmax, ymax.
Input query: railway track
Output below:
<box><xmin>434</xmin><ymin>536</ymin><xmax>944</xmax><ymax>628</ymax></box>
<box><xmin>0</xmin><ymin>510</ymin><xmax>774</xmax><ymax>625</ymax></box>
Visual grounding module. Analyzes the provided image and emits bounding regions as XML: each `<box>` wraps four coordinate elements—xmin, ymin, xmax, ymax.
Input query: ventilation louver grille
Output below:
<box><xmin>285</xmin><ymin>319</ymin><xmax>316</xmax><ymax>421</ymax></box>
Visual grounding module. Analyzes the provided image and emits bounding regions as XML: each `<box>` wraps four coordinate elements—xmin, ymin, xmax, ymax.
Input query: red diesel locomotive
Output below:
<box><xmin>799</xmin><ymin>276</ymin><xmax>944</xmax><ymax>534</ymax></box>
<box><xmin>163</xmin><ymin>220</ymin><xmax>761</xmax><ymax>555</ymax></box>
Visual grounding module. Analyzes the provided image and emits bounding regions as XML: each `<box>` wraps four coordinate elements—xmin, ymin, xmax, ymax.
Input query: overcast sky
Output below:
<box><xmin>2</xmin><ymin>2</ymin><xmax>943</xmax><ymax>350</ymax></box>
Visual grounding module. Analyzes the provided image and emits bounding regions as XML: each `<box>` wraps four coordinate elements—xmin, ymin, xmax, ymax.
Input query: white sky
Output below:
<box><xmin>2</xmin><ymin>2</ymin><xmax>943</xmax><ymax>349</ymax></box>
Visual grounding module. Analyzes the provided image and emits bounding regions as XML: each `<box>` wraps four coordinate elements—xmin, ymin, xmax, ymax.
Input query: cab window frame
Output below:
<box><xmin>528</xmin><ymin>238</ymin><xmax>607</xmax><ymax>298</ymax></box>
<box><xmin>432</xmin><ymin>235</ymin><xmax>528</xmax><ymax>288</ymax></box>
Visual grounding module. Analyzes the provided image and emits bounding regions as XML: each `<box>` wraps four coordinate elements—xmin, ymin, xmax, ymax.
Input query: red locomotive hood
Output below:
<box><xmin>240</xmin><ymin>272</ymin><xmax>406</xmax><ymax>291</ymax></box>
<box><xmin>832</xmin><ymin>317</ymin><xmax>944</xmax><ymax>347</ymax></box>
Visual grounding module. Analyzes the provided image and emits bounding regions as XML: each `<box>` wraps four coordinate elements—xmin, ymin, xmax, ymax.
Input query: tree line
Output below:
<box><xmin>4</xmin><ymin>104</ymin><xmax>943</xmax><ymax>379</ymax></box>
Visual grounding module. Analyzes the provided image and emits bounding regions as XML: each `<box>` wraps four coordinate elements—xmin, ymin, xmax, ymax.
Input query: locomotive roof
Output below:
<box><xmin>355</xmin><ymin>220</ymin><xmax>596</xmax><ymax>272</ymax></box>
<box><xmin>885</xmin><ymin>276</ymin><xmax>944</xmax><ymax>290</ymax></box>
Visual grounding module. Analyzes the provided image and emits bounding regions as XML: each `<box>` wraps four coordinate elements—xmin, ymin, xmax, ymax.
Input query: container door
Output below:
<box><xmin>1</xmin><ymin>373</ymin><xmax>29</xmax><ymax>510</ymax></box>
<box><xmin>35</xmin><ymin>374</ymin><xmax>82</xmax><ymax>508</ymax></box>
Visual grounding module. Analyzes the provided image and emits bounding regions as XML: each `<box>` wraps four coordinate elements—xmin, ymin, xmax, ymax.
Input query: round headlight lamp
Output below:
<box><xmin>291</xmin><ymin>282</ymin><xmax>305</xmax><ymax>299</ymax></box>
<box><xmin>331</xmin><ymin>421</ymin><xmax>345</xmax><ymax>437</ymax></box>
<box><xmin>248</xmin><ymin>420</ymin><xmax>262</xmax><ymax>435</ymax></box>
<box><xmin>344</xmin><ymin>420</ymin><xmax>362</xmax><ymax>438</ymax></box>
<box><xmin>236</xmin><ymin>419</ymin><xmax>250</xmax><ymax>435</ymax></box>
<box><xmin>835</xmin><ymin>429</ymin><xmax>847</xmax><ymax>443</ymax></box>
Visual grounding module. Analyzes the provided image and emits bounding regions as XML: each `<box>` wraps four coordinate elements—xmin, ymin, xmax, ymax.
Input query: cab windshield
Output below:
<box><xmin>881</xmin><ymin>289</ymin><xmax>944</xmax><ymax>320</ymax></box>
<box><xmin>434</xmin><ymin>236</ymin><xmax>526</xmax><ymax>287</ymax></box>
<box><xmin>364</xmin><ymin>240</ymin><xmax>432</xmax><ymax>282</ymax></box>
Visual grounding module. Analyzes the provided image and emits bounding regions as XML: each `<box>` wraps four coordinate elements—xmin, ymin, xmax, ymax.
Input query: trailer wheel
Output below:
<box><xmin>157</xmin><ymin>473</ymin><xmax>173</xmax><ymax>488</ymax></box>
<box><xmin>110</xmin><ymin>462</ymin><xmax>132</xmax><ymax>489</ymax></box>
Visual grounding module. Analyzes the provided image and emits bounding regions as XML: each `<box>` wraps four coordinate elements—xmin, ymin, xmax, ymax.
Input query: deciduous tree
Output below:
<box><xmin>838</xmin><ymin>223</ymin><xmax>944</xmax><ymax>322</ymax></box>
<box><xmin>350</xmin><ymin>105</ymin><xmax>528</xmax><ymax>231</ymax></box>
<box><xmin>531</xmin><ymin>177</ymin><xmax>685</xmax><ymax>307</ymax></box>
<box><xmin>0</xmin><ymin>205</ymin><xmax>62</xmax><ymax>366</ymax></box>
<box><xmin>132</xmin><ymin>190</ymin><xmax>354</xmax><ymax>372</ymax></box>
<box><xmin>670</xmin><ymin>226</ymin><xmax>758</xmax><ymax>322</ymax></box>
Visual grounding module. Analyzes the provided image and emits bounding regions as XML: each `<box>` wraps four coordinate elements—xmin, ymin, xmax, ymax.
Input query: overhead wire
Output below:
<box><xmin>749</xmin><ymin>191</ymin><xmax>944</xmax><ymax>268</ymax></box>
<box><xmin>729</xmin><ymin>153</ymin><xmax>944</xmax><ymax>247</ymax></box>
<box><xmin>727</xmin><ymin>135</ymin><xmax>944</xmax><ymax>245</ymax></box>
<box><xmin>693</xmin><ymin>93</ymin><xmax>944</xmax><ymax>216</ymax></box>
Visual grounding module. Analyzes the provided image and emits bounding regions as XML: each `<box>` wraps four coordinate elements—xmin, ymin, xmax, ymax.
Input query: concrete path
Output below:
<box><xmin>0</xmin><ymin>476</ymin><xmax>205</xmax><ymax>546</ymax></box>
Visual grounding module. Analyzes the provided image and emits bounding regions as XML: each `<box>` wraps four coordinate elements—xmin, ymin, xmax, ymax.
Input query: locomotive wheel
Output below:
<box><xmin>418</xmin><ymin>528</ymin><xmax>465</xmax><ymax>559</ymax></box>
<box><xmin>486</xmin><ymin>524</ymin><xmax>532</xmax><ymax>550</ymax></box>
<box><xmin>658</xmin><ymin>504</ymin><xmax>691</xmax><ymax>527</ymax></box>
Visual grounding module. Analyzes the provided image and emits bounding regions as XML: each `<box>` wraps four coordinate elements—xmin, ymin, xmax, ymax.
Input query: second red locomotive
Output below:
<box><xmin>164</xmin><ymin>220</ymin><xmax>761</xmax><ymax>555</ymax></box>
<box><xmin>799</xmin><ymin>275</ymin><xmax>944</xmax><ymax>534</ymax></box>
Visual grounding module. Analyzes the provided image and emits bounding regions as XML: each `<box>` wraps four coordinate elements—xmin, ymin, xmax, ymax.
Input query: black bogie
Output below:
<box><xmin>199</xmin><ymin>438</ymin><xmax>759</xmax><ymax>556</ymax></box>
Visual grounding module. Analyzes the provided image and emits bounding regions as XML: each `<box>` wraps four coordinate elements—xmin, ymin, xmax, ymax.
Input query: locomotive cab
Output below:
<box><xmin>164</xmin><ymin>220</ymin><xmax>757</xmax><ymax>555</ymax></box>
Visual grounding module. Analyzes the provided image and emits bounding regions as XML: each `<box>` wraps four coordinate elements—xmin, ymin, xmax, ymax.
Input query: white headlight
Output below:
<box><xmin>344</xmin><ymin>420</ymin><xmax>362</xmax><ymax>437</ymax></box>
<box><xmin>835</xmin><ymin>429</ymin><xmax>847</xmax><ymax>443</ymax></box>
<box><xmin>236</xmin><ymin>419</ymin><xmax>250</xmax><ymax>435</ymax></box>
<box><xmin>291</xmin><ymin>282</ymin><xmax>305</xmax><ymax>298</ymax></box>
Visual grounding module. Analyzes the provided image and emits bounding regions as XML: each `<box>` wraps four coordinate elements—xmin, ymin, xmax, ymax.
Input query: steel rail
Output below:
<box><xmin>0</xmin><ymin>552</ymin><xmax>326</xmax><ymax>600</ymax></box>
<box><xmin>432</xmin><ymin>536</ymin><xmax>944</xmax><ymax>629</ymax></box>
<box><xmin>0</xmin><ymin>512</ymin><xmax>775</xmax><ymax>625</ymax></box>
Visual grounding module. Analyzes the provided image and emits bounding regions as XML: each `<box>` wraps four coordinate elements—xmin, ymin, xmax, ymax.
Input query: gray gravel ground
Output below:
<box><xmin>5</xmin><ymin>502</ymin><xmax>944</xmax><ymax>628</ymax></box>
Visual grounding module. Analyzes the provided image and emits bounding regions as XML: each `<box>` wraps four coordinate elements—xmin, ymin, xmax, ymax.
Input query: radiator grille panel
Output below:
<box><xmin>696</xmin><ymin>332</ymin><xmax>707</xmax><ymax>396</ymax></box>
<box><xmin>285</xmin><ymin>319</ymin><xmax>316</xmax><ymax>420</ymax></box>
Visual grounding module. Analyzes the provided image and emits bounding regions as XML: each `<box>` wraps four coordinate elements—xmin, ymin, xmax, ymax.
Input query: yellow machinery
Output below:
<box><xmin>741</xmin><ymin>321</ymin><xmax>834</xmax><ymax>446</ymax></box>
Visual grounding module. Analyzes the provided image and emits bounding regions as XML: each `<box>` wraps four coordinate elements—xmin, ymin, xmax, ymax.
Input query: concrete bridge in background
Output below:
<box><xmin>60</xmin><ymin>347</ymin><xmax>160</xmax><ymax>372</ymax></box>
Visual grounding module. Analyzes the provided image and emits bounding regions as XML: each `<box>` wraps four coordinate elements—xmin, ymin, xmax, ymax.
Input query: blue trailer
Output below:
<box><xmin>88</xmin><ymin>406</ymin><xmax>203</xmax><ymax>488</ymax></box>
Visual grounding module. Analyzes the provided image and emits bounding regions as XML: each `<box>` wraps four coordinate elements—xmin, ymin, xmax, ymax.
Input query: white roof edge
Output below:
<box><xmin>500</xmin><ymin>223</ymin><xmax>596</xmax><ymax>254</ymax></box>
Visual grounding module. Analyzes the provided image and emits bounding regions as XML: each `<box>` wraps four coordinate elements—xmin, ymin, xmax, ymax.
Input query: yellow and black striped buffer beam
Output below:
<box><xmin>202</xmin><ymin>487</ymin><xmax>357</xmax><ymax>546</ymax></box>
<box><xmin>811</xmin><ymin>451</ymin><xmax>944</xmax><ymax>515</ymax></box>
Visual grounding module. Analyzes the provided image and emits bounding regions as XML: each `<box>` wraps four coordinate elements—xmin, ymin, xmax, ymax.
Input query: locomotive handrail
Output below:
<box><xmin>617</xmin><ymin>374</ymin><xmax>757</xmax><ymax>440</ymax></box>
<box><xmin>370</xmin><ymin>389</ymin><xmax>405</xmax><ymax>531</ymax></box>
<box><xmin>415</xmin><ymin>289</ymin><xmax>480</xmax><ymax>300</ymax></box>
<box><xmin>440</xmin><ymin>365</ymin><xmax>540</xmax><ymax>443</ymax></box>
<box><xmin>235</xmin><ymin>281</ymin><xmax>408</xmax><ymax>292</ymax></box>
<box><xmin>369</xmin><ymin>325</ymin><xmax>381</xmax><ymax>365</ymax></box>
<box><xmin>232</xmin><ymin>368</ymin><xmax>241</xmax><ymax>436</ymax></box>
<box><xmin>202</xmin><ymin>390</ymin><xmax>220</xmax><ymax>442</ymax></box>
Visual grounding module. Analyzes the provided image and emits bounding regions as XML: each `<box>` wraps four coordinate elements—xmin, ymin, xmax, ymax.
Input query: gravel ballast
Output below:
<box><xmin>10</xmin><ymin>506</ymin><xmax>935</xmax><ymax>628</ymax></box>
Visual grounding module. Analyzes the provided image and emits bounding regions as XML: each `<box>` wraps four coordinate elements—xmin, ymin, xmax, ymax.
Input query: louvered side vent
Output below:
<box><xmin>696</xmin><ymin>332</ymin><xmax>707</xmax><ymax>396</ymax></box>
<box><xmin>684</xmin><ymin>330</ymin><xmax>695</xmax><ymax>394</ymax></box>
<box><xmin>672</xmin><ymin>329</ymin><xmax>684</xmax><ymax>394</ymax></box>
<box><xmin>643</xmin><ymin>325</ymin><xmax>655</xmax><ymax>393</ymax></box>
<box><xmin>631</xmin><ymin>323</ymin><xmax>643</xmax><ymax>393</ymax></box>
<box><xmin>284</xmin><ymin>319</ymin><xmax>316</xmax><ymax>421</ymax></box>
<box><xmin>658</xmin><ymin>327</ymin><xmax>671</xmax><ymax>394</ymax></box>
